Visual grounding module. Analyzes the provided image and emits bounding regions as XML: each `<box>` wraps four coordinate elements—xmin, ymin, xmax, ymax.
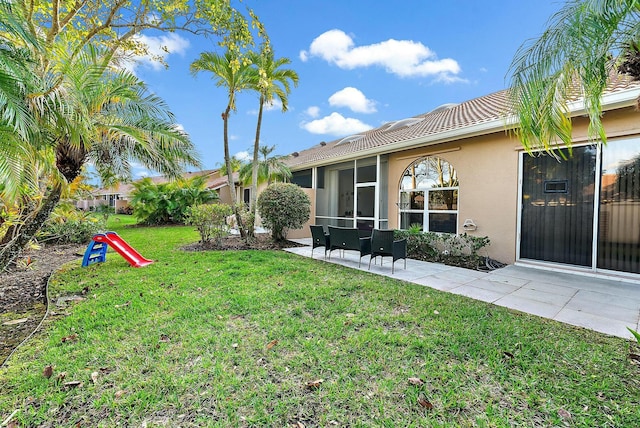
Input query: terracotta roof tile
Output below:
<box><xmin>286</xmin><ymin>76</ymin><xmax>640</xmax><ymax>169</ymax></box>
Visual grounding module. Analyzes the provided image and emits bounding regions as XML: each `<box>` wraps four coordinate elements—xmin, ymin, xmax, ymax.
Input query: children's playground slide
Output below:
<box><xmin>82</xmin><ymin>231</ymin><xmax>154</xmax><ymax>267</ymax></box>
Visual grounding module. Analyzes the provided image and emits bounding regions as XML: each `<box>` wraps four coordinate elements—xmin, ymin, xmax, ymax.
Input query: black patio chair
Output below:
<box><xmin>327</xmin><ymin>226</ymin><xmax>371</xmax><ymax>267</ymax></box>
<box><xmin>368</xmin><ymin>229</ymin><xmax>407</xmax><ymax>274</ymax></box>
<box><xmin>310</xmin><ymin>225</ymin><xmax>330</xmax><ymax>258</ymax></box>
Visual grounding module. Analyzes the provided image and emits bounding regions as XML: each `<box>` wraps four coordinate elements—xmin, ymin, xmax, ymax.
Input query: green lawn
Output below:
<box><xmin>1</xmin><ymin>218</ymin><xmax>638</xmax><ymax>427</ymax></box>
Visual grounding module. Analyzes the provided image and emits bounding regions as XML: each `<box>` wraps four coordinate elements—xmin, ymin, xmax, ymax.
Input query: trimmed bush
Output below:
<box><xmin>185</xmin><ymin>203</ymin><xmax>233</xmax><ymax>244</ymax></box>
<box><xmin>257</xmin><ymin>183</ymin><xmax>310</xmax><ymax>241</ymax></box>
<box><xmin>38</xmin><ymin>204</ymin><xmax>105</xmax><ymax>244</ymax></box>
<box><xmin>395</xmin><ymin>230</ymin><xmax>491</xmax><ymax>269</ymax></box>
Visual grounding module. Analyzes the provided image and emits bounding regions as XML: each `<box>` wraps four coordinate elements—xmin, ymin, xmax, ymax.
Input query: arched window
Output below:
<box><xmin>398</xmin><ymin>157</ymin><xmax>459</xmax><ymax>233</ymax></box>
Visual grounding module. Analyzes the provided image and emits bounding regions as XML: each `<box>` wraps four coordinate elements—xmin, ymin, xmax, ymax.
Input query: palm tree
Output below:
<box><xmin>190</xmin><ymin>50</ymin><xmax>254</xmax><ymax>237</ymax></box>
<box><xmin>0</xmin><ymin>45</ymin><xmax>200</xmax><ymax>270</ymax></box>
<box><xmin>239</xmin><ymin>144</ymin><xmax>292</xmax><ymax>186</ymax></box>
<box><xmin>246</xmin><ymin>46</ymin><xmax>298</xmax><ymax>235</ymax></box>
<box><xmin>508</xmin><ymin>0</ymin><xmax>640</xmax><ymax>153</ymax></box>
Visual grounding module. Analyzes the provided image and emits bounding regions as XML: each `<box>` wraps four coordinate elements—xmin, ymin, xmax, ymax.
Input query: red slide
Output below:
<box><xmin>92</xmin><ymin>231</ymin><xmax>154</xmax><ymax>267</ymax></box>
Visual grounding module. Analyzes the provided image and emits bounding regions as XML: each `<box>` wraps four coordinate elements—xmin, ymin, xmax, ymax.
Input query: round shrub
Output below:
<box><xmin>257</xmin><ymin>183</ymin><xmax>310</xmax><ymax>241</ymax></box>
<box><xmin>185</xmin><ymin>203</ymin><xmax>233</xmax><ymax>244</ymax></box>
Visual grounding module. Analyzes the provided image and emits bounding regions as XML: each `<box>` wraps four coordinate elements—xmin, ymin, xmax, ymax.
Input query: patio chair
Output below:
<box><xmin>327</xmin><ymin>226</ymin><xmax>372</xmax><ymax>267</ymax></box>
<box><xmin>310</xmin><ymin>225</ymin><xmax>330</xmax><ymax>258</ymax></box>
<box><xmin>368</xmin><ymin>229</ymin><xmax>407</xmax><ymax>274</ymax></box>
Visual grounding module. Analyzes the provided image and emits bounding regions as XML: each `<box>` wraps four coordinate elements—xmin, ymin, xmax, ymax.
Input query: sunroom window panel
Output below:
<box><xmin>597</xmin><ymin>140</ymin><xmax>640</xmax><ymax>274</ymax></box>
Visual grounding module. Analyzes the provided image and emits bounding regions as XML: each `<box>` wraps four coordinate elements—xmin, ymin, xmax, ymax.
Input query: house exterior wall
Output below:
<box><xmin>387</xmin><ymin>134</ymin><xmax>520</xmax><ymax>264</ymax></box>
<box><xmin>217</xmin><ymin>184</ymin><xmax>233</xmax><ymax>205</ymax></box>
<box><xmin>284</xmin><ymin>187</ymin><xmax>315</xmax><ymax>239</ymax></box>
<box><xmin>290</xmin><ymin>106</ymin><xmax>640</xmax><ymax>266</ymax></box>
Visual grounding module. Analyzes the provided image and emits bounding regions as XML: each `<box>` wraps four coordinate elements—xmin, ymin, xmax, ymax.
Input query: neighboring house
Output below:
<box><xmin>75</xmin><ymin>169</ymin><xmax>241</xmax><ymax>212</ymax></box>
<box><xmin>284</xmin><ymin>74</ymin><xmax>640</xmax><ymax>279</ymax></box>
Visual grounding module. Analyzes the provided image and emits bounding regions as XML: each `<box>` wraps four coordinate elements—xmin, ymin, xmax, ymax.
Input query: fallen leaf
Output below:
<box><xmin>56</xmin><ymin>371</ymin><xmax>67</xmax><ymax>381</ymax></box>
<box><xmin>43</xmin><ymin>365</ymin><xmax>53</xmax><ymax>379</ymax></box>
<box><xmin>115</xmin><ymin>390</ymin><xmax>126</xmax><ymax>399</ymax></box>
<box><xmin>503</xmin><ymin>351</ymin><xmax>514</xmax><ymax>359</ymax></box>
<box><xmin>408</xmin><ymin>377</ymin><xmax>425</xmax><ymax>386</ymax></box>
<box><xmin>417</xmin><ymin>396</ymin><xmax>434</xmax><ymax>409</ymax></box>
<box><xmin>266</xmin><ymin>339</ymin><xmax>279</xmax><ymax>350</ymax></box>
<box><xmin>3</xmin><ymin>318</ymin><xmax>29</xmax><ymax>326</ymax></box>
<box><xmin>305</xmin><ymin>379</ymin><xmax>324</xmax><ymax>390</ymax></box>
<box><xmin>81</xmin><ymin>286</ymin><xmax>89</xmax><ymax>295</ymax></box>
<box><xmin>114</xmin><ymin>301</ymin><xmax>131</xmax><ymax>308</ymax></box>
<box><xmin>61</xmin><ymin>334</ymin><xmax>78</xmax><ymax>343</ymax></box>
<box><xmin>292</xmin><ymin>422</ymin><xmax>305</xmax><ymax>428</ymax></box>
<box><xmin>64</xmin><ymin>380</ymin><xmax>83</xmax><ymax>389</ymax></box>
<box><xmin>232</xmin><ymin>343</ymin><xmax>239</xmax><ymax>349</ymax></box>
<box><xmin>159</xmin><ymin>334</ymin><xmax>170</xmax><ymax>343</ymax></box>
<box><xmin>90</xmin><ymin>371</ymin><xmax>99</xmax><ymax>384</ymax></box>
<box><xmin>433</xmin><ymin>310</ymin><xmax>439</xmax><ymax>315</ymax></box>
<box><xmin>558</xmin><ymin>408</ymin><xmax>571</xmax><ymax>419</ymax></box>
<box><xmin>629</xmin><ymin>353</ymin><xmax>640</xmax><ymax>362</ymax></box>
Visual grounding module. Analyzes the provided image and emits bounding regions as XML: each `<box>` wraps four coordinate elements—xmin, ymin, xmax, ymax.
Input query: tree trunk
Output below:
<box><xmin>222</xmin><ymin>106</ymin><xmax>245</xmax><ymax>238</ymax></box>
<box><xmin>0</xmin><ymin>184</ymin><xmax>63</xmax><ymax>271</ymax></box>
<box><xmin>249</xmin><ymin>96</ymin><xmax>265</xmax><ymax>239</ymax></box>
<box><xmin>0</xmin><ymin>138</ymin><xmax>85</xmax><ymax>271</ymax></box>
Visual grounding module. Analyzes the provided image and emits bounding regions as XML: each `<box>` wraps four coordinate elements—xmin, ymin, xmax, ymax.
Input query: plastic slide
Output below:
<box><xmin>91</xmin><ymin>231</ymin><xmax>154</xmax><ymax>267</ymax></box>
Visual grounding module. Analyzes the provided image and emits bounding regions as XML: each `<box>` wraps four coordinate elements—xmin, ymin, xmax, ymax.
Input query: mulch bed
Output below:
<box><xmin>0</xmin><ymin>244</ymin><xmax>86</xmax><ymax>365</ymax></box>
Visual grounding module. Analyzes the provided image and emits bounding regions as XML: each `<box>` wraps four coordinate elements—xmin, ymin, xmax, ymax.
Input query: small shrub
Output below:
<box><xmin>39</xmin><ymin>204</ymin><xmax>105</xmax><ymax>244</ymax></box>
<box><xmin>395</xmin><ymin>230</ymin><xmax>491</xmax><ymax>269</ymax></box>
<box><xmin>185</xmin><ymin>203</ymin><xmax>233</xmax><ymax>244</ymax></box>
<box><xmin>117</xmin><ymin>205</ymin><xmax>133</xmax><ymax>215</ymax></box>
<box><xmin>258</xmin><ymin>183</ymin><xmax>310</xmax><ymax>241</ymax></box>
<box><xmin>94</xmin><ymin>204</ymin><xmax>114</xmax><ymax>221</ymax></box>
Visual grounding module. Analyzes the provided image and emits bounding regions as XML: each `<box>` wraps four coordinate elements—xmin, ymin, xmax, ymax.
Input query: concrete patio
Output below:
<box><xmin>285</xmin><ymin>239</ymin><xmax>640</xmax><ymax>339</ymax></box>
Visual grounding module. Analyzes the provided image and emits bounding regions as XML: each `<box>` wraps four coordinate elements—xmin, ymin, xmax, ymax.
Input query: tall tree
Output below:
<box><xmin>0</xmin><ymin>0</ymin><xmax>258</xmax><ymax>268</ymax></box>
<box><xmin>0</xmin><ymin>46</ymin><xmax>199</xmax><ymax>269</ymax></box>
<box><xmin>239</xmin><ymin>145</ymin><xmax>292</xmax><ymax>186</ymax></box>
<box><xmin>190</xmin><ymin>50</ymin><xmax>254</xmax><ymax>237</ymax></box>
<box><xmin>245</xmin><ymin>46</ymin><xmax>298</xmax><ymax>236</ymax></box>
<box><xmin>508</xmin><ymin>0</ymin><xmax>640</xmax><ymax>153</ymax></box>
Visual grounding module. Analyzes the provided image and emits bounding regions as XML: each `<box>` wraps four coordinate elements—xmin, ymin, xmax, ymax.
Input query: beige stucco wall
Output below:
<box><xmin>286</xmin><ymin>187</ymin><xmax>315</xmax><ymax>239</ymax></box>
<box><xmin>387</xmin><ymin>134</ymin><xmax>520</xmax><ymax>264</ymax></box>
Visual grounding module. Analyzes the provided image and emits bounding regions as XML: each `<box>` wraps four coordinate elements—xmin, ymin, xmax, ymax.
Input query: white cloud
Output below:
<box><xmin>305</xmin><ymin>106</ymin><xmax>320</xmax><ymax>118</ymax></box>
<box><xmin>235</xmin><ymin>151</ymin><xmax>251</xmax><ymax>161</ymax></box>
<box><xmin>136</xmin><ymin>170</ymin><xmax>151</xmax><ymax>178</ymax></box>
<box><xmin>123</xmin><ymin>33</ymin><xmax>190</xmax><ymax>73</ymax></box>
<box><xmin>329</xmin><ymin>87</ymin><xmax>376</xmax><ymax>113</ymax></box>
<box><xmin>300</xmin><ymin>112</ymin><xmax>373</xmax><ymax>136</ymax></box>
<box><xmin>301</xmin><ymin>29</ymin><xmax>462</xmax><ymax>81</ymax></box>
<box><xmin>265</xmin><ymin>98</ymin><xmax>283</xmax><ymax>111</ymax></box>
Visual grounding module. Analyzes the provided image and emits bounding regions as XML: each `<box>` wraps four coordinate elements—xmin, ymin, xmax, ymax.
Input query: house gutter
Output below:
<box><xmin>290</xmin><ymin>87</ymin><xmax>640</xmax><ymax>171</ymax></box>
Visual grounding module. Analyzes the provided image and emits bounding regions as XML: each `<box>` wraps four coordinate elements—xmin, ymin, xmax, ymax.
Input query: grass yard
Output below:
<box><xmin>1</xmin><ymin>219</ymin><xmax>639</xmax><ymax>427</ymax></box>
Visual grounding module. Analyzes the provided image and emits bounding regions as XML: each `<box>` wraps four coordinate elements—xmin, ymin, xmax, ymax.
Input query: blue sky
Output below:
<box><xmin>128</xmin><ymin>0</ymin><xmax>563</xmax><ymax>177</ymax></box>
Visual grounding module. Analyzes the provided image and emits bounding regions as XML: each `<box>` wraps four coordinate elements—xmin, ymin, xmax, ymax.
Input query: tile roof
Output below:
<box><xmin>286</xmin><ymin>74</ymin><xmax>640</xmax><ymax>169</ymax></box>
